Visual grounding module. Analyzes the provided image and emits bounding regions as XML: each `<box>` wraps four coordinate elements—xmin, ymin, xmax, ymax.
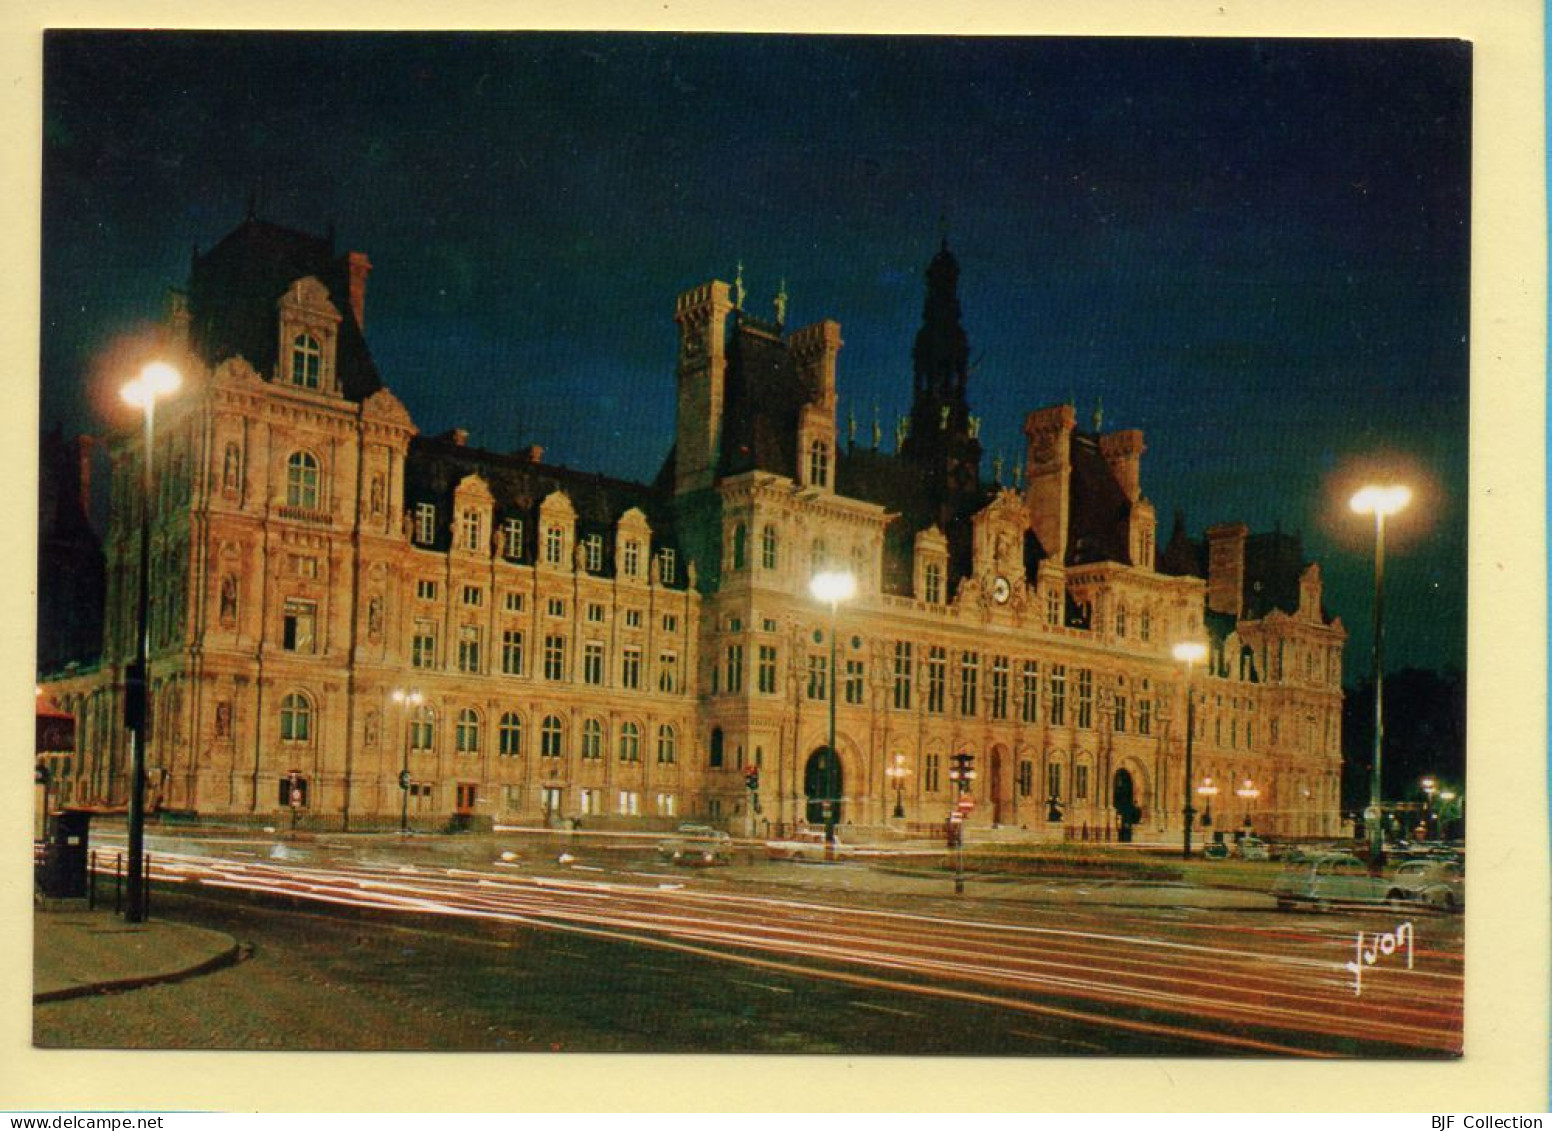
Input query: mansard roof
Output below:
<box><xmin>1241</xmin><ymin>529</ymin><xmax>1307</xmax><ymax>619</ymax></box>
<box><xmin>718</xmin><ymin>313</ymin><xmax>811</xmax><ymax>479</ymax></box>
<box><xmin>1065</xmin><ymin>432</ymin><xmax>1133</xmax><ymax>567</ymax></box>
<box><xmin>186</xmin><ymin>216</ymin><xmax>382</xmax><ymax>401</ymax></box>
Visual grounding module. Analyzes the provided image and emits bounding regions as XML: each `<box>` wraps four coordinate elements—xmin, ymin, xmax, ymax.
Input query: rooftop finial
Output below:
<box><xmin>734</xmin><ymin>260</ymin><xmax>746</xmax><ymax>309</ymax></box>
<box><xmin>1093</xmin><ymin>395</ymin><xmax>1104</xmax><ymax>433</ymax></box>
<box><xmin>993</xmin><ymin>450</ymin><xmax>1005</xmax><ymax>484</ymax></box>
<box><xmin>774</xmin><ymin>278</ymin><xmax>788</xmax><ymax>325</ymax></box>
<box><xmin>872</xmin><ymin>401</ymin><xmax>882</xmax><ymax>451</ymax></box>
<box><xmin>1013</xmin><ymin>461</ymin><xmax>1024</xmax><ymax>489</ymax></box>
<box><xmin>847</xmin><ymin>404</ymin><xmax>857</xmax><ymax>447</ymax></box>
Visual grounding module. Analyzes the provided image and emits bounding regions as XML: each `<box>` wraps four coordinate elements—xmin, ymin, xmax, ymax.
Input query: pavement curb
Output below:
<box><xmin>34</xmin><ymin>939</ymin><xmax>245</xmax><ymax>1004</ymax></box>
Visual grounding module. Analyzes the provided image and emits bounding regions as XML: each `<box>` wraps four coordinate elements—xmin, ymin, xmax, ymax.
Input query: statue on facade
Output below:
<box><xmin>219</xmin><ymin>575</ymin><xmax>238</xmax><ymax>625</ymax></box>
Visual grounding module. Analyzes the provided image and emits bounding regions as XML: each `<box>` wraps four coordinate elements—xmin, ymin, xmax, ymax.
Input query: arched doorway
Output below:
<box><xmin>1113</xmin><ymin>767</ymin><xmax>1141</xmax><ymax>842</ymax></box>
<box><xmin>804</xmin><ymin>746</ymin><xmax>842</xmax><ymax>825</ymax></box>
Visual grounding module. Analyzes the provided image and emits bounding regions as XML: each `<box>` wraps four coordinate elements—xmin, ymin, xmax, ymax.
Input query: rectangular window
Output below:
<box><xmin>662</xmin><ymin>613</ymin><xmax>678</xmax><ymax>633</ymax></box>
<box><xmin>1138</xmin><ymin>695</ymin><xmax>1152</xmax><ymax>736</ymax></box>
<box><xmin>540</xmin><ymin>786</ymin><xmax>563</xmax><ymax>814</ymax></box>
<box><xmin>1049</xmin><ymin>665</ymin><xmax>1067</xmax><ymax>726</ymax></box>
<box><xmin>583</xmin><ymin>641</ymin><xmax>605</xmax><ymax>685</ymax></box>
<box><xmin>844</xmin><ymin>659</ymin><xmax>865</xmax><ymax>705</ymax></box>
<box><xmin>924</xmin><ymin>753</ymin><xmax>940</xmax><ymax>793</ymax></box>
<box><xmin>412</xmin><ymin>620</ymin><xmax>437</xmax><ymax>669</ymax></box>
<box><xmin>587</xmin><ymin>602</ymin><xmax>605</xmax><ymax>623</ymax></box>
<box><xmin>1020</xmin><ymin>661</ymin><xmax>1040</xmax><ymax>723</ymax></box>
<box><xmin>618</xmin><ymin>790</ymin><xmax>640</xmax><ymax>817</ymax></box>
<box><xmin>657</xmin><ymin>548</ymin><xmax>676</xmax><ymax>585</ymax></box>
<box><xmin>416</xmin><ymin>579</ymin><xmax>437</xmax><ymax>601</ymax></box>
<box><xmin>926</xmin><ymin>647</ymin><xmax>947</xmax><ymax>714</ymax></box>
<box><xmin>544</xmin><ymin>635</ymin><xmax>566</xmax><ymax>681</ymax></box>
<box><xmin>502</xmin><ymin>518</ymin><xmax>524</xmax><ymax>560</ymax></box>
<box><xmin>580</xmin><ymin>788</ymin><xmax>601</xmax><ymax>816</ymax></box>
<box><xmin>1114</xmin><ymin>694</ymin><xmax>1128</xmax><ymax>732</ymax></box>
<box><xmin>1046</xmin><ymin>588</ymin><xmax>1061</xmax><ymax>627</ymax></box>
<box><xmin>757</xmin><ymin>645</ymin><xmax>778</xmax><ymax>694</ymax></box>
<box><xmin>460</xmin><ymin>509</ymin><xmax>482</xmax><ymax>552</ymax></box>
<box><xmin>1075</xmin><ymin>764</ymin><xmax>1090</xmax><ymax>801</ymax></box>
<box><xmin>415</xmin><ymin>503</ymin><xmax>436</xmax><ymax>545</ymax></box>
<box><xmin>584</xmin><ymin>535</ymin><xmax>603</xmax><ymax>572</ymax></box>
<box><xmin>504</xmin><ymin>591</ymin><xmax>524</xmax><ymax>613</ymax></box>
<box><xmin>457</xmin><ymin>626</ymin><xmax>481</xmax><ymax>673</ymax></box>
<box><xmin>625</xmin><ymin>609</ymin><xmax>642</xmax><ymax>629</ymax></box>
<box><xmin>989</xmin><ymin>656</ymin><xmax>1009</xmax><ymax>721</ymax></box>
<box><xmin>290</xmin><ymin>554</ymin><xmax>318</xmax><ymax>578</ymax></box>
<box><xmin>501</xmin><ymin>629</ymin><xmax>524</xmax><ymax>675</ymax></box>
<box><xmin>959</xmin><ymin>651</ymin><xmax>979</xmax><ymax>717</ymax></box>
<box><xmin>892</xmin><ymin>642</ymin><xmax>913</xmax><ymax>711</ymax></box>
<box><xmin>1076</xmin><ymin>669</ymin><xmax>1093</xmax><ymax>728</ymax></box>
<box><xmin>924</xmin><ymin>562</ymin><xmax>941</xmax><ymax>604</ymax></box>
<box><xmin>462</xmin><ymin>585</ymin><xmax>483</xmax><ymax>607</ymax></box>
<box><xmin>547</xmin><ymin>598</ymin><xmax>565</xmax><ymax>618</ymax></box>
<box><xmin>622</xmin><ymin>647</ymin><xmax>642</xmax><ymax>690</ymax></box>
<box><xmin>1017</xmin><ymin>760</ymin><xmax>1033</xmax><ymax>798</ymax></box>
<box><xmin>282</xmin><ymin>599</ymin><xmax>317</xmax><ymax>653</ymax></box>
<box><xmin>544</xmin><ymin>525</ymin><xmax>564</xmax><ymax>565</ymax></box>
<box><xmin>1048</xmin><ymin>763</ymin><xmax>1062</xmax><ymax>800</ymax></box>
<box><xmin>658</xmin><ymin>651</ymin><xmax>678</xmax><ymax>693</ymax></box>
<box><xmin>725</xmin><ymin>644</ymin><xmax>744</xmax><ymax>694</ymax></box>
<box><xmin>622</xmin><ymin>540</ymin><xmax>641</xmax><ymax>578</ymax></box>
<box><xmin>655</xmin><ymin>792</ymin><xmax>677</xmax><ymax>817</ymax></box>
<box><xmin>807</xmin><ymin>654</ymin><xmax>828</xmax><ymax>701</ymax></box>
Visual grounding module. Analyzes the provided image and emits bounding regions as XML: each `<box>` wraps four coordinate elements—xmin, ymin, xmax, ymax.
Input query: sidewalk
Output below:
<box><xmin>33</xmin><ymin>905</ymin><xmax>241</xmax><ymax>1003</ymax></box>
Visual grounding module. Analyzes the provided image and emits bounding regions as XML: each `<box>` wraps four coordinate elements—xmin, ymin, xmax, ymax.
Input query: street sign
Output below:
<box><xmin>290</xmin><ymin>788</ymin><xmax>304</xmax><ymax>807</ymax></box>
<box><xmin>956</xmin><ymin>797</ymin><xmax>975</xmax><ymax>812</ymax></box>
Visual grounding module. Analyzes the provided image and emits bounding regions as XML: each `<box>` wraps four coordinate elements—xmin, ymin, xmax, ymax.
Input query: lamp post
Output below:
<box><xmin>1351</xmin><ymin>483</ymin><xmax>1411</xmax><ymax>864</ymax></box>
<box><xmin>392</xmin><ymin>687</ymin><xmax>423</xmax><ymax>835</ymax></box>
<box><xmin>120</xmin><ymin>360</ymin><xmax>181</xmax><ymax>923</ymax></box>
<box><xmin>1421</xmin><ymin>775</ymin><xmax>1438</xmax><ymax>840</ymax></box>
<box><xmin>1197</xmin><ymin>775</ymin><xmax>1218</xmax><ymax>830</ymax></box>
<box><xmin>885</xmin><ymin>753</ymin><xmax>909</xmax><ymax>819</ymax></box>
<box><xmin>809</xmin><ymin>569</ymin><xmax>855</xmax><ymax>860</ymax></box>
<box><xmin>1173</xmin><ymin>640</ymin><xmax>1207</xmax><ymax>859</ymax></box>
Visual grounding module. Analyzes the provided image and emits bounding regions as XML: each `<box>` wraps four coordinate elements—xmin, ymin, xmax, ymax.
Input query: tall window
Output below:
<box><xmin>1047</xmin><ymin>763</ymin><xmax>1062</xmax><ymax>801</ymax></box>
<box><xmin>622</xmin><ymin>647</ymin><xmax>642</xmax><ymax>690</ymax></box>
<box><xmin>656</xmin><ymin>547</ymin><xmax>676</xmax><ymax>585</ymax></box>
<box><xmin>279</xmin><ymin>692</ymin><xmax>312</xmax><ymax>742</ymax></box>
<box><xmin>731</xmin><ymin>524</ymin><xmax>748</xmax><ymax>570</ymax></box>
<box><xmin>282</xmin><ymin>599</ymin><xmax>317</xmax><ymax>653</ymax></box>
<box><xmin>761</xmin><ymin>525</ymin><xmax>778</xmax><ymax>570</ymax></box>
<box><xmin>460</xmin><ymin>509</ymin><xmax>483</xmax><ymax>552</ymax></box>
<box><xmin>892</xmin><ymin>641</ymin><xmax>913</xmax><ymax>710</ymax></box>
<box><xmin>286</xmin><ymin>451</ymin><xmax>320</xmax><ymax>509</ymax></box>
<box><xmin>1049</xmin><ymin>665</ymin><xmax>1067</xmax><ymax>726</ymax></box>
<box><xmin>926</xmin><ymin>646</ymin><xmax>947</xmax><ymax>714</ymax></box>
<box><xmin>412</xmin><ymin>620</ymin><xmax>437</xmax><ymax>669</ymax></box>
<box><xmin>457</xmin><ymin>626</ymin><xmax>481</xmax><ymax>673</ymax></box>
<box><xmin>619</xmin><ymin>721</ymin><xmax>641</xmax><ymax>763</ymax></box>
<box><xmin>410</xmin><ymin>707</ymin><xmax>435</xmax><ymax>752</ymax></box>
<box><xmin>1115</xmin><ymin>605</ymin><xmax>1127</xmax><ymax>638</ymax></box>
<box><xmin>456</xmin><ymin>708</ymin><xmax>481</xmax><ymax>754</ymax></box>
<box><xmin>924</xmin><ymin>753</ymin><xmax>941</xmax><ymax>793</ymax></box>
<box><xmin>544</xmin><ymin>525</ymin><xmax>564</xmax><ymax>564</ymax></box>
<box><xmin>1017</xmin><ymin>760</ymin><xmax>1034</xmax><ymax>798</ymax></box>
<box><xmin>709</xmin><ymin>728</ymin><xmax>724</xmax><ymax>768</ymax></box>
<box><xmin>499</xmin><ymin>712</ymin><xmax>523</xmax><ymax>756</ymax></box>
<box><xmin>543</xmin><ymin>634</ymin><xmax>566</xmax><ymax>681</ymax></box>
<box><xmin>616</xmin><ymin>539</ymin><xmax>639</xmax><ymax>578</ymax></box>
<box><xmin>583</xmin><ymin>641</ymin><xmax>605</xmax><ymax>685</ymax></box>
<box><xmin>807</xmin><ymin>654</ymin><xmax>828</xmax><ymax>700</ymax></box>
<box><xmin>584</xmin><ymin>534</ymin><xmax>604</xmax><ymax>573</ymax></box>
<box><xmin>501</xmin><ymin>629</ymin><xmax>524</xmax><ymax>675</ymax></box>
<box><xmin>808</xmin><ymin>439</ymin><xmax>829</xmax><ymax>487</ymax></box>
<box><xmin>844</xmin><ymin>659</ymin><xmax>865</xmax><ymax>705</ymax></box>
<box><xmin>1114</xmin><ymin>692</ymin><xmax>1128</xmax><ymax>732</ymax></box>
<box><xmin>658</xmin><ymin>651</ymin><xmax>679</xmax><ymax>694</ymax></box>
<box><xmin>1076</xmin><ymin>668</ymin><xmax>1093</xmax><ymax>728</ymax></box>
<box><xmin>959</xmin><ymin>651</ymin><xmax>979</xmax><ymax>717</ymax></box>
<box><xmin>1140</xmin><ymin>608</ymin><xmax>1152</xmax><ymax>641</ymax></box>
<box><xmin>1045</xmin><ymin>588</ymin><xmax>1061</xmax><ymax>627</ymax></box>
<box><xmin>581</xmin><ymin>718</ymin><xmax>603</xmax><ymax>760</ymax></box>
<box><xmin>1075</xmin><ymin>764</ymin><xmax>1090</xmax><ymax>800</ymax></box>
<box><xmin>541</xmin><ymin>715</ymin><xmax>564</xmax><ymax>758</ymax></box>
<box><xmin>502</xmin><ymin>517</ymin><xmax>524</xmax><ymax>560</ymax></box>
<box><xmin>924</xmin><ymin>562</ymin><xmax>942</xmax><ymax>604</ymax></box>
<box><xmin>1138</xmin><ymin>688</ymin><xmax>1153</xmax><ymax>736</ymax></box>
<box><xmin>757</xmin><ymin>645</ymin><xmax>778</xmax><ymax>695</ymax></box>
<box><xmin>1020</xmin><ymin>660</ymin><xmax>1040</xmax><ymax>723</ymax></box>
<box><xmin>725</xmin><ymin>644</ymin><xmax>744</xmax><ymax>694</ymax></box>
<box><xmin>291</xmin><ymin>333</ymin><xmax>322</xmax><ymax>388</ymax></box>
<box><xmin>414</xmin><ymin>503</ymin><xmax>436</xmax><ymax>544</ymax></box>
<box><xmin>990</xmin><ymin>656</ymin><xmax>1010</xmax><ymax>720</ymax></box>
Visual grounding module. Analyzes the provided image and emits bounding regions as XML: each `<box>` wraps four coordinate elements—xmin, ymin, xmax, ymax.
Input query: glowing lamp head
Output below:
<box><xmin>1172</xmin><ymin>641</ymin><xmax>1208</xmax><ymax>665</ymax></box>
<box><xmin>121</xmin><ymin>361</ymin><xmax>183</xmax><ymax>409</ymax></box>
<box><xmin>810</xmin><ymin>569</ymin><xmax>857</xmax><ymax>605</ymax></box>
<box><xmin>1439</xmin><ymin>791</ymin><xmax>1457</xmax><ymax>802</ymax></box>
<box><xmin>1350</xmin><ymin>484</ymin><xmax>1411</xmax><ymax>518</ymax></box>
<box><xmin>1421</xmin><ymin>776</ymin><xmax>1436</xmax><ymax>791</ymax></box>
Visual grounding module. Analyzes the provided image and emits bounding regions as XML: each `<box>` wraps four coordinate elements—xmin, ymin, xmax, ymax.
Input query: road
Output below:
<box><xmin>37</xmin><ymin>829</ymin><xmax>1463</xmax><ymax>1057</ymax></box>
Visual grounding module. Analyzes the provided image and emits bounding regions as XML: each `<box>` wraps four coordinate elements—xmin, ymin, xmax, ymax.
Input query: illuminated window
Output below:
<box><xmin>808</xmin><ymin>439</ymin><xmax>829</xmax><ymax>487</ymax></box>
<box><xmin>502</xmin><ymin>518</ymin><xmax>524</xmax><ymax>560</ymax></box>
<box><xmin>291</xmin><ymin>333</ymin><xmax>322</xmax><ymax>389</ymax></box>
<box><xmin>622</xmin><ymin>539</ymin><xmax>641</xmax><ymax>578</ymax></box>
<box><xmin>279</xmin><ymin>692</ymin><xmax>312</xmax><ymax>742</ymax></box>
<box><xmin>761</xmin><ymin>526</ymin><xmax>778</xmax><ymax>570</ymax></box>
<box><xmin>286</xmin><ymin>451</ymin><xmax>320</xmax><ymax>509</ymax></box>
<box><xmin>924</xmin><ymin>562</ymin><xmax>942</xmax><ymax>604</ymax></box>
<box><xmin>414</xmin><ymin>503</ymin><xmax>436</xmax><ymax>544</ymax></box>
<box><xmin>893</xmin><ymin>642</ymin><xmax>913</xmax><ymax>710</ymax></box>
<box><xmin>460</xmin><ymin>509</ymin><xmax>483</xmax><ymax>552</ymax></box>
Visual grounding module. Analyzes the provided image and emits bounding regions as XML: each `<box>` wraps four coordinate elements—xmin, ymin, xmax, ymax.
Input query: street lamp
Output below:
<box><xmin>1196</xmin><ymin>775</ymin><xmax>1219</xmax><ymax>829</ymax></box>
<box><xmin>885</xmin><ymin>753</ymin><xmax>909</xmax><ymax>819</ymax></box>
<box><xmin>392</xmin><ymin>687</ymin><xmax>424</xmax><ymax>835</ymax></box>
<box><xmin>809</xmin><ymin>569</ymin><xmax>855</xmax><ymax>859</ymax></box>
<box><xmin>119</xmin><ymin>360</ymin><xmax>182</xmax><ymax>923</ymax></box>
<box><xmin>1421</xmin><ymin>775</ymin><xmax>1438</xmax><ymax>839</ymax></box>
<box><xmin>1235</xmin><ymin>777</ymin><xmax>1261</xmax><ymax>835</ymax></box>
<box><xmin>1438</xmin><ymin>789</ymin><xmax>1458</xmax><ymax>840</ymax></box>
<box><xmin>1351</xmin><ymin>482</ymin><xmax>1411</xmax><ymax>863</ymax></box>
<box><xmin>1172</xmin><ymin>640</ymin><xmax>1207</xmax><ymax>859</ymax></box>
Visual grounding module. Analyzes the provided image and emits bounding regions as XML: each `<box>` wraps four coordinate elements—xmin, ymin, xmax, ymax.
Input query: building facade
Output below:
<box><xmin>43</xmin><ymin>217</ymin><xmax>1345</xmax><ymax>839</ymax></box>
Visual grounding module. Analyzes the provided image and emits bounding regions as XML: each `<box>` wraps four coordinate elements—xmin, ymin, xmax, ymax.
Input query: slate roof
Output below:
<box><xmin>718</xmin><ymin>314</ymin><xmax>810</xmax><ymax>479</ymax></box>
<box><xmin>1065</xmin><ymin>433</ymin><xmax>1133</xmax><ymax>567</ymax></box>
<box><xmin>186</xmin><ymin>217</ymin><xmax>382</xmax><ymax>401</ymax></box>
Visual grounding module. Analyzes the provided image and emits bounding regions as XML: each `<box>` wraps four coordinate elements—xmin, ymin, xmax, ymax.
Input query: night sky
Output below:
<box><xmin>40</xmin><ymin>33</ymin><xmax>1470</xmax><ymax>678</ymax></box>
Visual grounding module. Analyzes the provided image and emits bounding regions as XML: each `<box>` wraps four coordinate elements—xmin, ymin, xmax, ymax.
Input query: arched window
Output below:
<box><xmin>410</xmin><ymin>706</ymin><xmax>436</xmax><ymax>751</ymax></box>
<box><xmin>499</xmin><ymin>712</ymin><xmax>523</xmax><ymax>757</ymax></box>
<box><xmin>279</xmin><ymin>692</ymin><xmax>312</xmax><ymax>742</ymax></box>
<box><xmin>808</xmin><ymin>439</ymin><xmax>829</xmax><ymax>487</ymax></box>
<box><xmin>619</xmin><ymin>721</ymin><xmax>641</xmax><ymax>763</ymax></box>
<box><xmin>456</xmin><ymin>708</ymin><xmax>481</xmax><ymax>754</ymax></box>
<box><xmin>540</xmin><ymin>715</ymin><xmax>564</xmax><ymax>758</ymax></box>
<box><xmin>761</xmin><ymin>525</ymin><xmax>778</xmax><ymax>570</ymax></box>
<box><xmin>657</xmin><ymin>724</ymin><xmax>677</xmax><ymax>764</ymax></box>
<box><xmin>581</xmin><ymin>717</ymin><xmax>603</xmax><ymax>760</ymax></box>
<box><xmin>286</xmin><ymin>451</ymin><xmax>320</xmax><ymax>509</ymax></box>
<box><xmin>731</xmin><ymin>523</ymin><xmax>748</xmax><ymax>571</ymax></box>
<box><xmin>291</xmin><ymin>333</ymin><xmax>322</xmax><ymax>389</ymax></box>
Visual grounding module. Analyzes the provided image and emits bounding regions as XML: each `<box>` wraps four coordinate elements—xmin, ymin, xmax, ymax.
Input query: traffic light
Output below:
<box><xmin>949</xmin><ymin>752</ymin><xmax>976</xmax><ymax>794</ymax></box>
<box><xmin>744</xmin><ymin>765</ymin><xmax>760</xmax><ymax>792</ymax></box>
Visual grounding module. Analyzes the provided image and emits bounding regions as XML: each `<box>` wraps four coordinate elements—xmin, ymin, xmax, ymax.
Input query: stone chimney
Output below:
<box><xmin>1205</xmin><ymin>523</ymin><xmax>1249</xmax><ymax>618</ymax></box>
<box><xmin>346</xmin><ymin>251</ymin><xmax>372</xmax><ymax>330</ymax></box>
<box><xmin>1098</xmin><ymin>429</ymin><xmax>1145</xmax><ymax>502</ymax></box>
<box><xmin>1023</xmin><ymin>404</ymin><xmax>1077</xmax><ymax>563</ymax></box>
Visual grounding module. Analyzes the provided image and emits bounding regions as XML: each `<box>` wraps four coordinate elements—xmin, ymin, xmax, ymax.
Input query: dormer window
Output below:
<box><xmin>291</xmin><ymin>333</ymin><xmax>323</xmax><ymax>389</ymax></box>
<box><xmin>924</xmin><ymin>561</ymin><xmax>942</xmax><ymax>604</ymax></box>
<box><xmin>622</xmin><ymin>539</ymin><xmax>641</xmax><ymax>578</ymax></box>
<box><xmin>544</xmin><ymin>525</ymin><xmax>564</xmax><ymax>565</ymax></box>
<box><xmin>657</xmin><ymin>548</ymin><xmax>676</xmax><ymax>585</ymax></box>
<box><xmin>808</xmin><ymin>439</ymin><xmax>829</xmax><ymax>488</ymax></box>
<box><xmin>414</xmin><ymin>503</ymin><xmax>436</xmax><ymax>545</ymax></box>
<box><xmin>502</xmin><ymin>518</ymin><xmax>524</xmax><ymax>560</ymax></box>
<box><xmin>584</xmin><ymin>534</ymin><xmax>604</xmax><ymax>573</ymax></box>
<box><xmin>460</xmin><ymin>508</ymin><xmax>483</xmax><ymax>552</ymax></box>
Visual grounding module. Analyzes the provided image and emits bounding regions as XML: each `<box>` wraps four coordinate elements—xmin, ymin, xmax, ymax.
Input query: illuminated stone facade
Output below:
<box><xmin>44</xmin><ymin>218</ymin><xmax>1345</xmax><ymax>839</ymax></box>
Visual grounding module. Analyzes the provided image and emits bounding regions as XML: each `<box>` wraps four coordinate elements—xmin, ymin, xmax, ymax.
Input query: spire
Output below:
<box><xmin>774</xmin><ymin>278</ymin><xmax>788</xmax><ymax>325</ymax></box>
<box><xmin>872</xmin><ymin>401</ymin><xmax>882</xmax><ymax>450</ymax></box>
<box><xmin>1093</xmin><ymin>396</ymin><xmax>1104</xmax><ymax>433</ymax></box>
<box><xmin>993</xmin><ymin>450</ymin><xmax>1004</xmax><ymax>484</ymax></box>
<box><xmin>734</xmin><ymin>260</ymin><xmax>746</xmax><ymax>309</ymax></box>
<box><xmin>847</xmin><ymin>404</ymin><xmax>857</xmax><ymax>448</ymax></box>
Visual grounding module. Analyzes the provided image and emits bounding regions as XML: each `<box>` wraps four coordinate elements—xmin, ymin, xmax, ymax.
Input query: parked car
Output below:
<box><xmin>1238</xmin><ymin>836</ymin><xmax>1271</xmax><ymax>861</ymax></box>
<box><xmin>765</xmin><ymin>828</ymin><xmax>851</xmax><ymax>862</ymax></box>
<box><xmin>1202</xmin><ymin>841</ymin><xmax>1230</xmax><ymax>860</ymax></box>
<box><xmin>1389</xmin><ymin>858</ymin><xmax>1465</xmax><ymax>911</ymax></box>
<box><xmin>1272</xmin><ymin>852</ymin><xmax>1394</xmax><ymax>910</ymax></box>
<box><xmin>656</xmin><ymin>824</ymin><xmax>732</xmax><ymax>867</ymax></box>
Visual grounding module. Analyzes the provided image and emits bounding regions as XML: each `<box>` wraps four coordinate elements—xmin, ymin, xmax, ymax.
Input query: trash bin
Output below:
<box><xmin>38</xmin><ymin>809</ymin><xmax>91</xmax><ymax>898</ymax></box>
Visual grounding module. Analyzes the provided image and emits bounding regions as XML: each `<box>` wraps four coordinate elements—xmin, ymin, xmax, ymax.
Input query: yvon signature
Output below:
<box><xmin>1346</xmin><ymin>921</ymin><xmax>1414</xmax><ymax>996</ymax></box>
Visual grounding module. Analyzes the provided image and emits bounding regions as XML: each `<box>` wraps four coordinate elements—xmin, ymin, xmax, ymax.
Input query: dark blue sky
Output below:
<box><xmin>40</xmin><ymin>32</ymin><xmax>1470</xmax><ymax>677</ymax></box>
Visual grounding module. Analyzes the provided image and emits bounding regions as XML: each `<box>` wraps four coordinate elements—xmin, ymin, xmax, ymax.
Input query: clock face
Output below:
<box><xmin>993</xmin><ymin>576</ymin><xmax>1011</xmax><ymax>605</ymax></box>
